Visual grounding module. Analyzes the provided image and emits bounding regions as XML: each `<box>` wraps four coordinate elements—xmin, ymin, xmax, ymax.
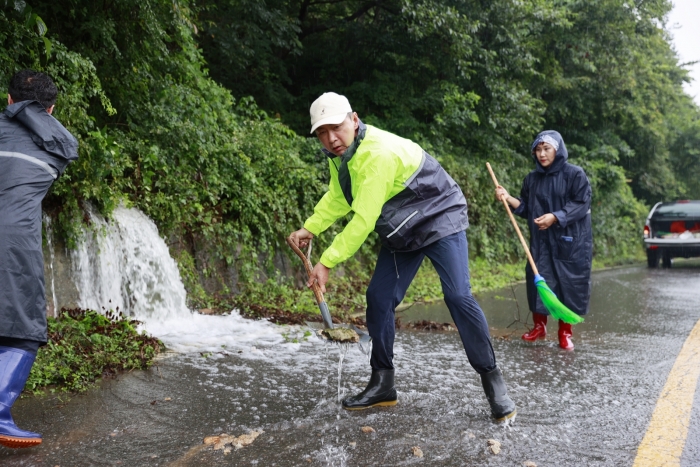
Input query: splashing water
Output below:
<box><xmin>312</xmin><ymin>444</ymin><xmax>349</xmax><ymax>467</ymax></box>
<box><xmin>336</xmin><ymin>343</ymin><xmax>350</xmax><ymax>401</ymax></box>
<box><xmin>70</xmin><ymin>205</ymin><xmax>285</xmax><ymax>352</ymax></box>
<box><xmin>43</xmin><ymin>213</ymin><xmax>58</xmax><ymax>317</ymax></box>
<box><xmin>502</xmin><ymin>412</ymin><xmax>517</xmax><ymax>429</ymax></box>
<box><xmin>357</xmin><ymin>336</ymin><xmax>372</xmax><ymax>363</ymax></box>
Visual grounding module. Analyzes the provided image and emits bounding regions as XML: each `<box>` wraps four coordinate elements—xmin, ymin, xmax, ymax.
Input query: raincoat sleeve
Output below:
<box><xmin>304</xmin><ymin>159</ymin><xmax>352</xmax><ymax>236</ymax></box>
<box><xmin>551</xmin><ymin>168</ymin><xmax>591</xmax><ymax>229</ymax></box>
<box><xmin>512</xmin><ymin>176</ymin><xmax>530</xmax><ymax>219</ymax></box>
<box><xmin>318</xmin><ymin>152</ymin><xmax>396</xmax><ymax>268</ymax></box>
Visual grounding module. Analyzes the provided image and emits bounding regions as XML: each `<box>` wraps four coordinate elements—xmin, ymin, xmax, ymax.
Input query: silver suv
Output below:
<box><xmin>644</xmin><ymin>200</ymin><xmax>700</xmax><ymax>268</ymax></box>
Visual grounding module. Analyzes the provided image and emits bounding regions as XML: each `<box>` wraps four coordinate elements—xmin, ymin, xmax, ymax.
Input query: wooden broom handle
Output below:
<box><xmin>486</xmin><ymin>162</ymin><xmax>540</xmax><ymax>276</ymax></box>
<box><xmin>286</xmin><ymin>237</ymin><xmax>326</xmax><ymax>304</ymax></box>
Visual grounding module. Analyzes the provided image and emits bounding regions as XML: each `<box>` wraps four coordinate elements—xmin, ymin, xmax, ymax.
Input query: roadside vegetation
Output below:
<box><xmin>26</xmin><ymin>309</ymin><xmax>162</xmax><ymax>394</ymax></box>
<box><xmin>199</xmin><ymin>257</ymin><xmax>536</xmax><ymax>325</ymax></box>
<box><xmin>0</xmin><ymin>1</ymin><xmax>697</xmax><ymax>322</ymax></box>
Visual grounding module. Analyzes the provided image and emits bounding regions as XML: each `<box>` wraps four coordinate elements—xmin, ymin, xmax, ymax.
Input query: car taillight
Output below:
<box><xmin>644</xmin><ymin>225</ymin><xmax>650</xmax><ymax>239</ymax></box>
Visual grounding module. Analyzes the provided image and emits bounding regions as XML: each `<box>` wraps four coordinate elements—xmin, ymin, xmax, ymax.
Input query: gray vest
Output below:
<box><xmin>338</xmin><ymin>147</ymin><xmax>469</xmax><ymax>252</ymax></box>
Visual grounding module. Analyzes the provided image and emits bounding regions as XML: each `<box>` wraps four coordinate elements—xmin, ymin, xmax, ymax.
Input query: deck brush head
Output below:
<box><xmin>321</xmin><ymin>327</ymin><xmax>360</xmax><ymax>343</ymax></box>
<box><xmin>534</xmin><ymin>275</ymin><xmax>585</xmax><ymax>325</ymax></box>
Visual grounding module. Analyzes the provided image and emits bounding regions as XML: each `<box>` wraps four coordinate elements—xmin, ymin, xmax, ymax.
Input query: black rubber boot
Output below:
<box><xmin>480</xmin><ymin>367</ymin><xmax>517</xmax><ymax>421</ymax></box>
<box><xmin>342</xmin><ymin>369</ymin><xmax>398</xmax><ymax>410</ymax></box>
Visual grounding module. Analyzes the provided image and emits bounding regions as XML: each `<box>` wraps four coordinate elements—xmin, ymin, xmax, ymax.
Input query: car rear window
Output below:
<box><xmin>653</xmin><ymin>201</ymin><xmax>700</xmax><ymax>218</ymax></box>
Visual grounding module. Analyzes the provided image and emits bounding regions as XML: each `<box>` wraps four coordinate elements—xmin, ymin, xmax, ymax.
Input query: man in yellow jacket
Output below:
<box><xmin>289</xmin><ymin>92</ymin><xmax>516</xmax><ymax>421</ymax></box>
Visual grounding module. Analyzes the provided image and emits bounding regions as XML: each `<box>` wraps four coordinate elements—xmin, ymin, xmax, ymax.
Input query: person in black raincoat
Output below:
<box><xmin>0</xmin><ymin>70</ymin><xmax>78</xmax><ymax>448</ymax></box>
<box><xmin>495</xmin><ymin>130</ymin><xmax>592</xmax><ymax>350</ymax></box>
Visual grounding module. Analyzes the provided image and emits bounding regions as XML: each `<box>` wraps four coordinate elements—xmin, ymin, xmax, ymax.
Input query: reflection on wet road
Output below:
<box><xmin>3</xmin><ymin>262</ymin><xmax>700</xmax><ymax>466</ymax></box>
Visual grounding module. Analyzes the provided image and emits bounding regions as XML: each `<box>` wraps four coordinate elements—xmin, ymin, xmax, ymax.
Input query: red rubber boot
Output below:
<box><xmin>522</xmin><ymin>313</ymin><xmax>547</xmax><ymax>341</ymax></box>
<box><xmin>558</xmin><ymin>320</ymin><xmax>574</xmax><ymax>350</ymax></box>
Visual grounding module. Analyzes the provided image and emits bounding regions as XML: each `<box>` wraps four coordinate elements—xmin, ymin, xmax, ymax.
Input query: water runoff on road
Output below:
<box><xmin>3</xmin><ymin>207</ymin><xmax>700</xmax><ymax>466</ymax></box>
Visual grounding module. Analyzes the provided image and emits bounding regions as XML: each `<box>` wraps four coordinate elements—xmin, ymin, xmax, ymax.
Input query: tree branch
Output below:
<box><xmin>299</xmin><ymin>0</ymin><xmax>312</xmax><ymax>23</ymax></box>
<box><xmin>299</xmin><ymin>0</ymin><xmax>380</xmax><ymax>40</ymax></box>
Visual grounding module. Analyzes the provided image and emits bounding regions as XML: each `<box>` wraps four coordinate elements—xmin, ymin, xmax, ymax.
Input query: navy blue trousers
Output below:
<box><xmin>366</xmin><ymin>231</ymin><xmax>496</xmax><ymax>374</ymax></box>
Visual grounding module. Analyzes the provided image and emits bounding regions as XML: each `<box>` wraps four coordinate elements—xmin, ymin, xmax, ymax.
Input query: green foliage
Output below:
<box><xmin>173</xmin><ymin>249</ymin><xmax>213</xmax><ymax>309</ymax></box>
<box><xmin>3</xmin><ymin>0</ymin><xmax>327</xmax><ymax>280</ymax></box>
<box><xmin>237</xmin><ymin>277</ymin><xmax>320</xmax><ymax>316</ymax></box>
<box><xmin>571</xmin><ymin>144</ymin><xmax>649</xmax><ymax>259</ymax></box>
<box><xmin>468</xmin><ymin>258</ymin><xmax>526</xmax><ymax>296</ymax></box>
<box><xmin>234</xmin><ymin>271</ymin><xmax>368</xmax><ymax>319</ymax></box>
<box><xmin>670</xmin><ymin>113</ymin><xmax>700</xmax><ymax>198</ymax></box>
<box><xmin>230</xmin><ymin>257</ymin><xmax>526</xmax><ymax>321</ymax></box>
<box><xmin>1</xmin><ymin>2</ymin><xmax>119</xmax><ymax>244</ymax></box>
<box><xmin>2</xmin><ymin>0</ymin><xmax>698</xmax><ymax>315</ymax></box>
<box><xmin>402</xmin><ymin>258</ymin><xmax>526</xmax><ymax>307</ymax></box>
<box><xmin>194</xmin><ymin>0</ymin><xmax>691</xmax><ymax>266</ymax></box>
<box><xmin>281</xmin><ymin>328</ymin><xmax>313</xmax><ymax>344</ymax></box>
<box><xmin>402</xmin><ymin>263</ymin><xmax>444</xmax><ymax>305</ymax></box>
<box><xmin>27</xmin><ymin>309</ymin><xmax>162</xmax><ymax>393</ymax></box>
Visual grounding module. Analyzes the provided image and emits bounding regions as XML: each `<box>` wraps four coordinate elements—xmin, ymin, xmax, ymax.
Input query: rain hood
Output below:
<box><xmin>4</xmin><ymin>100</ymin><xmax>78</xmax><ymax>165</ymax></box>
<box><xmin>531</xmin><ymin>130</ymin><xmax>568</xmax><ymax>174</ymax></box>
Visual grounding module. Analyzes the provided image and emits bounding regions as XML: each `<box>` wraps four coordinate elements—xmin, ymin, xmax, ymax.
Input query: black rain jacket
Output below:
<box><xmin>0</xmin><ymin>101</ymin><xmax>78</xmax><ymax>342</ymax></box>
<box><xmin>513</xmin><ymin>130</ymin><xmax>593</xmax><ymax>316</ymax></box>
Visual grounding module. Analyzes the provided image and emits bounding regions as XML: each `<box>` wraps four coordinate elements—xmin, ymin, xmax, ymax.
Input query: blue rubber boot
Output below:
<box><xmin>0</xmin><ymin>346</ymin><xmax>42</xmax><ymax>448</ymax></box>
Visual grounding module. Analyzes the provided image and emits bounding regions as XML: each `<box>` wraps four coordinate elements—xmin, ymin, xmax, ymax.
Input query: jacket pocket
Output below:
<box><xmin>556</xmin><ymin>235</ymin><xmax>575</xmax><ymax>261</ymax></box>
<box><xmin>375</xmin><ymin>208</ymin><xmax>424</xmax><ymax>251</ymax></box>
<box><xmin>386</xmin><ymin>210</ymin><xmax>419</xmax><ymax>238</ymax></box>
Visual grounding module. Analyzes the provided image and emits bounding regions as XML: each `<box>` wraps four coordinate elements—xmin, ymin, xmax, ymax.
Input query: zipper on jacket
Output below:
<box><xmin>386</xmin><ymin>210</ymin><xmax>419</xmax><ymax>238</ymax></box>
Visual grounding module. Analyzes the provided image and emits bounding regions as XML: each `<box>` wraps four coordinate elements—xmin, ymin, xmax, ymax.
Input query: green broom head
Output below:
<box><xmin>534</xmin><ymin>274</ymin><xmax>584</xmax><ymax>324</ymax></box>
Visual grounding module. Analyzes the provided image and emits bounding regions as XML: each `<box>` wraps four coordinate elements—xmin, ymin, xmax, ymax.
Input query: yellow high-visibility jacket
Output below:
<box><xmin>304</xmin><ymin>122</ymin><xmax>468</xmax><ymax>268</ymax></box>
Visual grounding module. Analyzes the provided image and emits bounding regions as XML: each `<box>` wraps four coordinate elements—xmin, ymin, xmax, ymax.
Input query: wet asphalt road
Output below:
<box><xmin>2</xmin><ymin>261</ymin><xmax>700</xmax><ymax>466</ymax></box>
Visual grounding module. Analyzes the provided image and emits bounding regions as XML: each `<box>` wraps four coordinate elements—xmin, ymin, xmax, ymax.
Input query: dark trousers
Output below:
<box><xmin>366</xmin><ymin>231</ymin><xmax>496</xmax><ymax>374</ymax></box>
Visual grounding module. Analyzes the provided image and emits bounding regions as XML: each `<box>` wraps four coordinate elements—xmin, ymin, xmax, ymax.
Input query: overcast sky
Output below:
<box><xmin>667</xmin><ymin>0</ymin><xmax>700</xmax><ymax>105</ymax></box>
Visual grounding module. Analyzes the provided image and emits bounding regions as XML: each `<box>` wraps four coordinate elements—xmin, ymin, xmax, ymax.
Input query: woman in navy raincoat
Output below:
<box><xmin>495</xmin><ymin>130</ymin><xmax>592</xmax><ymax>350</ymax></box>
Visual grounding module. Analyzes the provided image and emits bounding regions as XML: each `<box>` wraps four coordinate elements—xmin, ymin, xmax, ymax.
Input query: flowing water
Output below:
<box><xmin>70</xmin><ymin>205</ymin><xmax>190</xmax><ymax>321</ymax></box>
<box><xmin>42</xmin><ymin>213</ymin><xmax>58</xmax><ymax>317</ymax></box>
<box><xmin>67</xmin><ymin>206</ymin><xmax>366</xmax><ymax>403</ymax></box>
<box><xmin>69</xmin><ymin>206</ymin><xmax>286</xmax><ymax>353</ymax></box>
<box><xmin>4</xmin><ymin>208</ymin><xmax>700</xmax><ymax>465</ymax></box>
<box><xmin>336</xmin><ymin>343</ymin><xmax>351</xmax><ymax>402</ymax></box>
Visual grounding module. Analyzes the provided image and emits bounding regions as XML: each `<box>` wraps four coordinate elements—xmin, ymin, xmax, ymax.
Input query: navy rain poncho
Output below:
<box><xmin>0</xmin><ymin>101</ymin><xmax>78</xmax><ymax>343</ymax></box>
<box><xmin>512</xmin><ymin>130</ymin><xmax>593</xmax><ymax>316</ymax></box>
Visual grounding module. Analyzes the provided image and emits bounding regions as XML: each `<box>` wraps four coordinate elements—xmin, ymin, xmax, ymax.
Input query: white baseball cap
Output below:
<box><xmin>309</xmin><ymin>92</ymin><xmax>352</xmax><ymax>134</ymax></box>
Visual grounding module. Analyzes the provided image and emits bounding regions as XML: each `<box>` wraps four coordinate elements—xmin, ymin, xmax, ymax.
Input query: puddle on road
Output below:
<box><xmin>3</xmin><ymin>264</ymin><xmax>700</xmax><ymax>466</ymax></box>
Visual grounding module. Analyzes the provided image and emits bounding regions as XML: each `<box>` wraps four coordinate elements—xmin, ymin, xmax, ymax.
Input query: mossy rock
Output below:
<box><xmin>321</xmin><ymin>327</ymin><xmax>360</xmax><ymax>343</ymax></box>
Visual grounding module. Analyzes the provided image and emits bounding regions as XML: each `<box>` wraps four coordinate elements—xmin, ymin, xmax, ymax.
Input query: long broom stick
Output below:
<box><xmin>486</xmin><ymin>163</ymin><xmax>583</xmax><ymax>324</ymax></box>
